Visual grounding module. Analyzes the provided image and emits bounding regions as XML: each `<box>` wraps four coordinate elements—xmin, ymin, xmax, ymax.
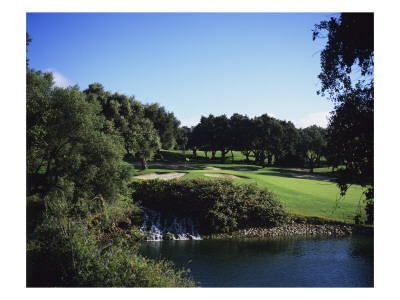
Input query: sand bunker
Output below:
<box><xmin>287</xmin><ymin>172</ymin><xmax>331</xmax><ymax>182</ymax></box>
<box><xmin>134</xmin><ymin>172</ymin><xmax>188</xmax><ymax>180</ymax></box>
<box><xmin>233</xmin><ymin>167</ymin><xmax>255</xmax><ymax>171</ymax></box>
<box><xmin>204</xmin><ymin>167</ymin><xmax>255</xmax><ymax>172</ymax></box>
<box><xmin>204</xmin><ymin>173</ymin><xmax>248</xmax><ymax>179</ymax></box>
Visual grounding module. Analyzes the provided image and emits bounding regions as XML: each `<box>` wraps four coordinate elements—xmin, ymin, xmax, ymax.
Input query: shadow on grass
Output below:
<box><xmin>256</xmin><ymin>169</ymin><xmax>335</xmax><ymax>184</ymax></box>
<box><xmin>159</xmin><ymin>150</ymin><xmax>258</xmax><ymax>165</ymax></box>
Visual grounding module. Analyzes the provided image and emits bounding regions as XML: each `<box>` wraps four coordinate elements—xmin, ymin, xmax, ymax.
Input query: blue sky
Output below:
<box><xmin>27</xmin><ymin>12</ymin><xmax>336</xmax><ymax>128</ymax></box>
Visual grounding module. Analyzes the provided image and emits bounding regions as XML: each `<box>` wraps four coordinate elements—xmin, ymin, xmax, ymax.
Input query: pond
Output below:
<box><xmin>139</xmin><ymin>235</ymin><xmax>373</xmax><ymax>287</ymax></box>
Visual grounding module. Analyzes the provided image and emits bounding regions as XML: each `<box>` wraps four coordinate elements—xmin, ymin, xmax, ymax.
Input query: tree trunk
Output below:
<box><xmin>192</xmin><ymin>149</ymin><xmax>197</xmax><ymax>158</ymax></box>
<box><xmin>316</xmin><ymin>154</ymin><xmax>321</xmax><ymax>168</ymax></box>
<box><xmin>220</xmin><ymin>149</ymin><xmax>230</xmax><ymax>163</ymax></box>
<box><xmin>211</xmin><ymin>150</ymin><xmax>217</xmax><ymax>160</ymax></box>
<box><xmin>267</xmin><ymin>153</ymin><xmax>273</xmax><ymax>167</ymax></box>
<box><xmin>221</xmin><ymin>151</ymin><xmax>226</xmax><ymax>163</ymax></box>
<box><xmin>308</xmin><ymin>156</ymin><xmax>314</xmax><ymax>173</ymax></box>
<box><xmin>241</xmin><ymin>150</ymin><xmax>251</xmax><ymax>163</ymax></box>
<box><xmin>140</xmin><ymin>156</ymin><xmax>148</xmax><ymax>170</ymax></box>
<box><xmin>260</xmin><ymin>152</ymin><xmax>266</xmax><ymax>168</ymax></box>
<box><xmin>155</xmin><ymin>150</ymin><xmax>164</xmax><ymax>161</ymax></box>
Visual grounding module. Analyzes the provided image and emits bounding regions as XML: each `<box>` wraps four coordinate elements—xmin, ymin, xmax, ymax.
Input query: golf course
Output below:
<box><xmin>128</xmin><ymin>150</ymin><xmax>367</xmax><ymax>224</ymax></box>
<box><xmin>26</xmin><ymin>12</ymin><xmax>374</xmax><ymax>288</ymax></box>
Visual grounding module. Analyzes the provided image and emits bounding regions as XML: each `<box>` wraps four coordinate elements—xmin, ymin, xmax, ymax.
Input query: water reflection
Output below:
<box><xmin>139</xmin><ymin>235</ymin><xmax>373</xmax><ymax>287</ymax></box>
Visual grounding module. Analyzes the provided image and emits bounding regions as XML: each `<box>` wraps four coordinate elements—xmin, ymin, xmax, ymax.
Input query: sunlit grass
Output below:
<box><xmin>128</xmin><ymin>151</ymin><xmax>366</xmax><ymax>223</ymax></box>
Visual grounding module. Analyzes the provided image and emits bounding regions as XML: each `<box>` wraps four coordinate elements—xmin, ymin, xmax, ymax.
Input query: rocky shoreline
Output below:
<box><xmin>204</xmin><ymin>222</ymin><xmax>373</xmax><ymax>239</ymax></box>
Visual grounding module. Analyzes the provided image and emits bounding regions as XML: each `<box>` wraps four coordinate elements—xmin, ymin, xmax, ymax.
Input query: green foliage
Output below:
<box><xmin>298</xmin><ymin>126</ymin><xmax>327</xmax><ymax>172</ymax></box>
<box><xmin>175</xmin><ymin>126</ymin><xmax>191</xmax><ymax>150</ymax></box>
<box><xmin>26</xmin><ymin>32</ymin><xmax>32</xmax><ymax>66</ymax></box>
<box><xmin>314</xmin><ymin>13</ymin><xmax>374</xmax><ymax>223</ymax></box>
<box><xmin>144</xmin><ymin>103</ymin><xmax>181</xmax><ymax>150</ymax></box>
<box><xmin>132</xmin><ymin>154</ymin><xmax>367</xmax><ymax>223</ymax></box>
<box><xmin>251</xmin><ymin>114</ymin><xmax>284</xmax><ymax>167</ymax></box>
<box><xmin>190</xmin><ymin>113</ymin><xmax>302</xmax><ymax>168</ymax></box>
<box><xmin>83</xmin><ymin>84</ymin><xmax>161</xmax><ymax>170</ymax></box>
<box><xmin>26</xmin><ymin>69</ymin><xmax>54</xmax><ymax>174</ymax></box>
<box><xmin>26</xmin><ymin>72</ymin><xmax>132</xmax><ymax>202</ymax></box>
<box><xmin>27</xmin><ymin>192</ymin><xmax>196</xmax><ymax>287</ymax></box>
<box><xmin>131</xmin><ymin>178</ymin><xmax>289</xmax><ymax>234</ymax></box>
<box><xmin>313</xmin><ymin>13</ymin><xmax>373</xmax><ymax>98</ymax></box>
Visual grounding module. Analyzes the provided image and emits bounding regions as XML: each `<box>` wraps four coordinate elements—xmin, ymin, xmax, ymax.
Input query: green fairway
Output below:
<box><xmin>128</xmin><ymin>151</ymin><xmax>367</xmax><ymax>223</ymax></box>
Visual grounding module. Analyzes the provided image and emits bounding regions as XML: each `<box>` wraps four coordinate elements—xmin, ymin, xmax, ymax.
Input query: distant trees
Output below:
<box><xmin>274</xmin><ymin>120</ymin><xmax>301</xmax><ymax>167</ymax></box>
<box><xmin>229</xmin><ymin>114</ymin><xmax>253</xmax><ymax>163</ymax></box>
<box><xmin>191</xmin><ymin>115</ymin><xmax>217</xmax><ymax>160</ymax></box>
<box><xmin>298</xmin><ymin>126</ymin><xmax>327</xmax><ymax>173</ymax></box>
<box><xmin>189</xmin><ymin>112</ymin><xmax>323</xmax><ymax>169</ymax></box>
<box><xmin>175</xmin><ymin>126</ymin><xmax>191</xmax><ymax>150</ymax></box>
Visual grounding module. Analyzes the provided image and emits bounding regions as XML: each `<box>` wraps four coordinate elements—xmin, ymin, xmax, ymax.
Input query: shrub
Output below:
<box><xmin>27</xmin><ymin>193</ymin><xmax>196</xmax><ymax>287</ymax></box>
<box><xmin>131</xmin><ymin>178</ymin><xmax>289</xmax><ymax>234</ymax></box>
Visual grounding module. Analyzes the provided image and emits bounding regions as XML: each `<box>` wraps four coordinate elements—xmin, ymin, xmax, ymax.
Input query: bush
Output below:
<box><xmin>131</xmin><ymin>178</ymin><xmax>289</xmax><ymax>234</ymax></box>
<box><xmin>27</xmin><ymin>193</ymin><xmax>196</xmax><ymax>287</ymax></box>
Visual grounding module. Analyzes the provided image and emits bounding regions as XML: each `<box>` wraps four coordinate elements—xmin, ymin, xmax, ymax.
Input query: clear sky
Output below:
<box><xmin>26</xmin><ymin>12</ymin><xmax>337</xmax><ymax>128</ymax></box>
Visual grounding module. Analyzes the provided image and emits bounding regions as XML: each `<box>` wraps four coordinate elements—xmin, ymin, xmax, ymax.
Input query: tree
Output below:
<box><xmin>132</xmin><ymin>118</ymin><xmax>161</xmax><ymax>169</ymax></box>
<box><xmin>250</xmin><ymin>114</ymin><xmax>282</xmax><ymax>168</ymax></box>
<box><xmin>191</xmin><ymin>115</ymin><xmax>217</xmax><ymax>159</ymax></box>
<box><xmin>26</xmin><ymin>32</ymin><xmax>32</xmax><ymax>67</ymax></box>
<box><xmin>328</xmin><ymin>88</ymin><xmax>373</xmax><ymax>204</ymax></box>
<box><xmin>314</xmin><ymin>13</ymin><xmax>374</xmax><ymax>224</ymax></box>
<box><xmin>27</xmin><ymin>73</ymin><xmax>131</xmax><ymax>201</ymax></box>
<box><xmin>313</xmin><ymin>13</ymin><xmax>373</xmax><ymax>99</ymax></box>
<box><xmin>298</xmin><ymin>126</ymin><xmax>327</xmax><ymax>173</ymax></box>
<box><xmin>214</xmin><ymin>115</ymin><xmax>232</xmax><ymax>163</ymax></box>
<box><xmin>263</xmin><ymin>116</ymin><xmax>283</xmax><ymax>167</ymax></box>
<box><xmin>83</xmin><ymin>84</ymin><xmax>161</xmax><ymax>170</ymax></box>
<box><xmin>144</xmin><ymin>103</ymin><xmax>181</xmax><ymax>150</ymax></box>
<box><xmin>229</xmin><ymin>113</ymin><xmax>254</xmax><ymax>163</ymax></box>
<box><xmin>27</xmin><ymin>69</ymin><xmax>54</xmax><ymax>177</ymax></box>
<box><xmin>175</xmin><ymin>126</ymin><xmax>191</xmax><ymax>150</ymax></box>
<box><xmin>273</xmin><ymin>120</ymin><xmax>302</xmax><ymax>168</ymax></box>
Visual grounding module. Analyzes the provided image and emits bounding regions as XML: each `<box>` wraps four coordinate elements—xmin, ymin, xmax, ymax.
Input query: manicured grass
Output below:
<box><xmin>128</xmin><ymin>151</ymin><xmax>366</xmax><ymax>223</ymax></box>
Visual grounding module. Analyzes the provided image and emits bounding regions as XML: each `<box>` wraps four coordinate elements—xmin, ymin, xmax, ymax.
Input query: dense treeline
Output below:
<box><xmin>178</xmin><ymin>113</ymin><xmax>328</xmax><ymax>173</ymax></box>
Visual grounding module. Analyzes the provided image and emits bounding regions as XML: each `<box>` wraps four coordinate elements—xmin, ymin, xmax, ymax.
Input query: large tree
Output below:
<box><xmin>298</xmin><ymin>126</ymin><xmax>327</xmax><ymax>173</ymax></box>
<box><xmin>313</xmin><ymin>13</ymin><xmax>374</xmax><ymax>223</ymax></box>
<box><xmin>191</xmin><ymin>114</ymin><xmax>218</xmax><ymax>159</ymax></box>
<box><xmin>143</xmin><ymin>103</ymin><xmax>181</xmax><ymax>150</ymax></box>
<box><xmin>214</xmin><ymin>114</ymin><xmax>232</xmax><ymax>163</ymax></box>
<box><xmin>250</xmin><ymin>114</ymin><xmax>283</xmax><ymax>168</ymax></box>
<box><xmin>175</xmin><ymin>126</ymin><xmax>191</xmax><ymax>150</ymax></box>
<box><xmin>229</xmin><ymin>113</ymin><xmax>254</xmax><ymax>163</ymax></box>
<box><xmin>83</xmin><ymin>84</ymin><xmax>161</xmax><ymax>170</ymax></box>
<box><xmin>27</xmin><ymin>72</ymin><xmax>131</xmax><ymax>201</ymax></box>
